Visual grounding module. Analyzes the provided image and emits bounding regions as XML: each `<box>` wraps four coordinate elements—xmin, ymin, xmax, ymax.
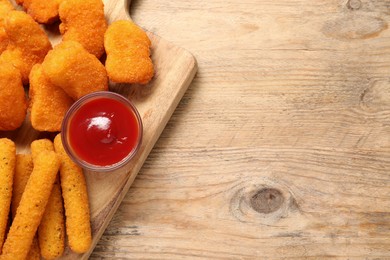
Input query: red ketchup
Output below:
<box><xmin>62</xmin><ymin>92</ymin><xmax>142</xmax><ymax>170</ymax></box>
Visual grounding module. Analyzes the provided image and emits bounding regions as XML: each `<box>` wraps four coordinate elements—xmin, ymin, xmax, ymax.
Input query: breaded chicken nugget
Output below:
<box><xmin>0</xmin><ymin>30</ymin><xmax>8</xmax><ymax>54</ymax></box>
<box><xmin>12</xmin><ymin>154</ymin><xmax>40</xmax><ymax>260</ymax></box>
<box><xmin>0</xmin><ymin>0</ymin><xmax>14</xmax><ymax>54</ymax></box>
<box><xmin>0</xmin><ymin>30</ymin><xmax>7</xmax><ymax>54</ymax></box>
<box><xmin>59</xmin><ymin>0</ymin><xmax>107</xmax><ymax>58</ymax></box>
<box><xmin>0</xmin><ymin>0</ymin><xmax>13</xmax><ymax>10</ymax></box>
<box><xmin>0</xmin><ymin>10</ymin><xmax>52</xmax><ymax>84</ymax></box>
<box><xmin>54</xmin><ymin>134</ymin><xmax>92</xmax><ymax>254</ymax></box>
<box><xmin>1</xmin><ymin>151</ymin><xmax>60</xmax><ymax>260</ymax></box>
<box><xmin>41</xmin><ymin>41</ymin><xmax>108</xmax><ymax>100</ymax></box>
<box><xmin>31</xmin><ymin>139</ymin><xmax>65</xmax><ymax>260</ymax></box>
<box><xmin>29</xmin><ymin>64</ymin><xmax>73</xmax><ymax>132</ymax></box>
<box><xmin>0</xmin><ymin>61</ymin><xmax>27</xmax><ymax>131</ymax></box>
<box><xmin>0</xmin><ymin>138</ymin><xmax>15</xmax><ymax>253</ymax></box>
<box><xmin>104</xmin><ymin>20</ymin><xmax>154</xmax><ymax>84</ymax></box>
<box><xmin>19</xmin><ymin>0</ymin><xmax>62</xmax><ymax>24</ymax></box>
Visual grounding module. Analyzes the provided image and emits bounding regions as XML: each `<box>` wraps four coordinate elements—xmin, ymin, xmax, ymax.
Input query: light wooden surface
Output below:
<box><xmin>89</xmin><ymin>0</ymin><xmax>390</xmax><ymax>259</ymax></box>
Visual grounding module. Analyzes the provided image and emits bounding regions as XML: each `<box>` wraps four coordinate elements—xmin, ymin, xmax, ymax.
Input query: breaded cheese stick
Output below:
<box><xmin>37</xmin><ymin>178</ymin><xmax>64</xmax><ymax>259</ymax></box>
<box><xmin>31</xmin><ymin>139</ymin><xmax>65</xmax><ymax>259</ymax></box>
<box><xmin>31</xmin><ymin>139</ymin><xmax>54</xmax><ymax>161</ymax></box>
<box><xmin>0</xmin><ymin>151</ymin><xmax>60</xmax><ymax>260</ymax></box>
<box><xmin>0</xmin><ymin>138</ymin><xmax>15</xmax><ymax>253</ymax></box>
<box><xmin>12</xmin><ymin>154</ymin><xmax>40</xmax><ymax>260</ymax></box>
<box><xmin>27</xmin><ymin>239</ymin><xmax>40</xmax><ymax>260</ymax></box>
<box><xmin>11</xmin><ymin>154</ymin><xmax>33</xmax><ymax>217</ymax></box>
<box><xmin>54</xmin><ymin>134</ymin><xmax>92</xmax><ymax>253</ymax></box>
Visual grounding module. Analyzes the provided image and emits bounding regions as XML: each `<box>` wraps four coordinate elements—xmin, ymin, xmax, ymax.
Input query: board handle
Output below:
<box><xmin>105</xmin><ymin>0</ymin><xmax>132</xmax><ymax>22</ymax></box>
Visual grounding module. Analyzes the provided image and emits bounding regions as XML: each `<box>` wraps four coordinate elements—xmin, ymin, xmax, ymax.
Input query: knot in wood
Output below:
<box><xmin>250</xmin><ymin>188</ymin><xmax>284</xmax><ymax>214</ymax></box>
<box><xmin>347</xmin><ymin>0</ymin><xmax>361</xmax><ymax>10</ymax></box>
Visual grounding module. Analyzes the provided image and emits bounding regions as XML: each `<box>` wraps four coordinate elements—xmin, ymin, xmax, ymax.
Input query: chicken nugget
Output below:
<box><xmin>0</xmin><ymin>30</ymin><xmax>7</xmax><ymax>54</ymax></box>
<box><xmin>0</xmin><ymin>138</ymin><xmax>15</xmax><ymax>253</ymax></box>
<box><xmin>59</xmin><ymin>0</ymin><xmax>107</xmax><ymax>58</ymax></box>
<box><xmin>29</xmin><ymin>64</ymin><xmax>73</xmax><ymax>132</ymax></box>
<box><xmin>12</xmin><ymin>154</ymin><xmax>41</xmax><ymax>260</ymax></box>
<box><xmin>19</xmin><ymin>0</ymin><xmax>62</xmax><ymax>24</ymax></box>
<box><xmin>104</xmin><ymin>20</ymin><xmax>154</xmax><ymax>84</ymax></box>
<box><xmin>54</xmin><ymin>134</ymin><xmax>92</xmax><ymax>253</ymax></box>
<box><xmin>0</xmin><ymin>0</ymin><xmax>13</xmax><ymax>14</ymax></box>
<box><xmin>31</xmin><ymin>139</ymin><xmax>65</xmax><ymax>260</ymax></box>
<box><xmin>1</xmin><ymin>151</ymin><xmax>60</xmax><ymax>260</ymax></box>
<box><xmin>41</xmin><ymin>41</ymin><xmax>108</xmax><ymax>100</ymax></box>
<box><xmin>0</xmin><ymin>61</ymin><xmax>27</xmax><ymax>131</ymax></box>
<box><xmin>0</xmin><ymin>10</ymin><xmax>52</xmax><ymax>84</ymax></box>
<box><xmin>0</xmin><ymin>0</ymin><xmax>14</xmax><ymax>54</ymax></box>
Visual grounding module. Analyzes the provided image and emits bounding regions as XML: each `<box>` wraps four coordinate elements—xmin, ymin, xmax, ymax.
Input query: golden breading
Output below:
<box><xmin>0</xmin><ymin>10</ymin><xmax>52</xmax><ymax>84</ymax></box>
<box><xmin>1</xmin><ymin>151</ymin><xmax>60</xmax><ymax>260</ymax></box>
<box><xmin>0</xmin><ymin>30</ymin><xmax>8</xmax><ymax>54</ymax></box>
<box><xmin>31</xmin><ymin>139</ymin><xmax>65</xmax><ymax>259</ymax></box>
<box><xmin>104</xmin><ymin>20</ymin><xmax>154</xmax><ymax>84</ymax></box>
<box><xmin>37</xmin><ymin>178</ymin><xmax>64</xmax><ymax>259</ymax></box>
<box><xmin>11</xmin><ymin>154</ymin><xmax>34</xmax><ymax>218</ymax></box>
<box><xmin>27</xmin><ymin>238</ymin><xmax>40</xmax><ymax>260</ymax></box>
<box><xmin>19</xmin><ymin>0</ymin><xmax>62</xmax><ymax>24</ymax></box>
<box><xmin>29</xmin><ymin>64</ymin><xmax>73</xmax><ymax>132</ymax></box>
<box><xmin>0</xmin><ymin>0</ymin><xmax>14</xmax><ymax>54</ymax></box>
<box><xmin>0</xmin><ymin>61</ymin><xmax>27</xmax><ymax>131</ymax></box>
<box><xmin>30</xmin><ymin>139</ymin><xmax>54</xmax><ymax>161</ymax></box>
<box><xmin>11</xmin><ymin>154</ymin><xmax>40</xmax><ymax>260</ymax></box>
<box><xmin>0</xmin><ymin>138</ymin><xmax>15</xmax><ymax>253</ymax></box>
<box><xmin>54</xmin><ymin>134</ymin><xmax>92</xmax><ymax>253</ymax></box>
<box><xmin>41</xmin><ymin>41</ymin><xmax>108</xmax><ymax>100</ymax></box>
<box><xmin>59</xmin><ymin>0</ymin><xmax>107</xmax><ymax>58</ymax></box>
<box><xmin>0</xmin><ymin>0</ymin><xmax>13</xmax><ymax>15</ymax></box>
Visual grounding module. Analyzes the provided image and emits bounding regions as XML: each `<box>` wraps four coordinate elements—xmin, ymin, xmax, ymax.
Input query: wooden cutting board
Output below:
<box><xmin>1</xmin><ymin>0</ymin><xmax>197</xmax><ymax>258</ymax></box>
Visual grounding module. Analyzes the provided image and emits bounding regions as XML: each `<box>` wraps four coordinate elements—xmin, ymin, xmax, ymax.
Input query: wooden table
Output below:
<box><xmin>91</xmin><ymin>0</ymin><xmax>390</xmax><ymax>258</ymax></box>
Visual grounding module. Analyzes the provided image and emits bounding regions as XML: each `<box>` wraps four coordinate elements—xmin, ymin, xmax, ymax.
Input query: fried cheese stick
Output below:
<box><xmin>30</xmin><ymin>139</ymin><xmax>54</xmax><ymax>161</ymax></box>
<box><xmin>31</xmin><ymin>139</ymin><xmax>65</xmax><ymax>259</ymax></box>
<box><xmin>54</xmin><ymin>134</ymin><xmax>92</xmax><ymax>253</ymax></box>
<box><xmin>0</xmin><ymin>138</ymin><xmax>15</xmax><ymax>253</ymax></box>
<box><xmin>12</xmin><ymin>154</ymin><xmax>40</xmax><ymax>260</ymax></box>
<box><xmin>0</xmin><ymin>151</ymin><xmax>60</xmax><ymax>260</ymax></box>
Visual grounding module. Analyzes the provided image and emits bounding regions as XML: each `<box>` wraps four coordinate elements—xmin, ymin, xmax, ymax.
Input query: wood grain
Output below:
<box><xmin>90</xmin><ymin>0</ymin><xmax>390</xmax><ymax>259</ymax></box>
<box><xmin>1</xmin><ymin>0</ymin><xmax>197</xmax><ymax>258</ymax></box>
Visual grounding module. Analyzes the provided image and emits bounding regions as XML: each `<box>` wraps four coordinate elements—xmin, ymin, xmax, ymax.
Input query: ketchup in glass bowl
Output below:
<box><xmin>61</xmin><ymin>91</ymin><xmax>143</xmax><ymax>171</ymax></box>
